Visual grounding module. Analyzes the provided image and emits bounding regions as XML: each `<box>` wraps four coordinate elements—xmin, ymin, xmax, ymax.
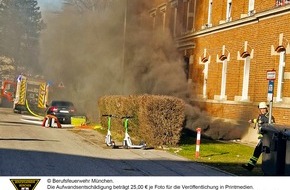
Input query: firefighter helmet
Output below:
<box><xmin>258</xmin><ymin>102</ymin><xmax>268</xmax><ymax>109</ymax></box>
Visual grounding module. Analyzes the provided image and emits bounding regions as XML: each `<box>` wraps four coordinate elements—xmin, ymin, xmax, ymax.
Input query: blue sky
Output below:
<box><xmin>37</xmin><ymin>0</ymin><xmax>63</xmax><ymax>11</ymax></box>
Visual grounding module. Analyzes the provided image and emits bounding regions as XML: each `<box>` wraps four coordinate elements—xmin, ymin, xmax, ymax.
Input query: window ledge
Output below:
<box><xmin>234</xmin><ymin>96</ymin><xmax>251</xmax><ymax>102</ymax></box>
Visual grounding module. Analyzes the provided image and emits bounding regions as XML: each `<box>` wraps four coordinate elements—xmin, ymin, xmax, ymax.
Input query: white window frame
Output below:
<box><xmin>220</xmin><ymin>59</ymin><xmax>228</xmax><ymax>100</ymax></box>
<box><xmin>236</xmin><ymin>41</ymin><xmax>254</xmax><ymax>102</ymax></box>
<box><xmin>174</xmin><ymin>7</ymin><xmax>177</xmax><ymax>35</ymax></box>
<box><xmin>159</xmin><ymin>5</ymin><xmax>167</xmax><ymax>32</ymax></box>
<box><xmin>226</xmin><ymin>0</ymin><xmax>232</xmax><ymax>22</ymax></box>
<box><xmin>216</xmin><ymin>45</ymin><xmax>230</xmax><ymax>100</ymax></box>
<box><xmin>186</xmin><ymin>0</ymin><xmax>194</xmax><ymax>31</ymax></box>
<box><xmin>199</xmin><ymin>49</ymin><xmax>211</xmax><ymax>99</ymax></box>
<box><xmin>270</xmin><ymin>33</ymin><xmax>290</xmax><ymax>102</ymax></box>
<box><xmin>170</xmin><ymin>1</ymin><xmax>178</xmax><ymax>37</ymax></box>
<box><xmin>276</xmin><ymin>51</ymin><xmax>285</xmax><ymax>102</ymax></box>
<box><xmin>149</xmin><ymin>10</ymin><xmax>156</xmax><ymax>30</ymax></box>
<box><xmin>277</xmin><ymin>0</ymin><xmax>290</xmax><ymax>6</ymax></box>
<box><xmin>207</xmin><ymin>0</ymin><xmax>213</xmax><ymax>26</ymax></box>
<box><xmin>248</xmin><ymin>0</ymin><xmax>255</xmax><ymax>15</ymax></box>
<box><xmin>242</xmin><ymin>56</ymin><xmax>251</xmax><ymax>100</ymax></box>
<box><xmin>203</xmin><ymin>61</ymin><xmax>209</xmax><ymax>99</ymax></box>
<box><xmin>186</xmin><ymin>0</ymin><xmax>190</xmax><ymax>30</ymax></box>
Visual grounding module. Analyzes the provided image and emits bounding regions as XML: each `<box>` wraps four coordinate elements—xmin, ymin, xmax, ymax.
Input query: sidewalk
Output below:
<box><xmin>70</xmin><ymin>127</ymin><xmax>234</xmax><ymax>176</ymax></box>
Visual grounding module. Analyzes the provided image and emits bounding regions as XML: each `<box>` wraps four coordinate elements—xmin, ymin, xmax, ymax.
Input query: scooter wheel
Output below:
<box><xmin>111</xmin><ymin>141</ymin><xmax>116</xmax><ymax>149</ymax></box>
<box><xmin>105</xmin><ymin>141</ymin><xmax>110</xmax><ymax>147</ymax></box>
<box><xmin>123</xmin><ymin>140</ymin><xmax>129</xmax><ymax>149</ymax></box>
<box><xmin>139</xmin><ymin>140</ymin><xmax>145</xmax><ymax>145</ymax></box>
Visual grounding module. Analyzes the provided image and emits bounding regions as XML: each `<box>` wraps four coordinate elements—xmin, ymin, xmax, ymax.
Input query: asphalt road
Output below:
<box><xmin>0</xmin><ymin>107</ymin><xmax>232</xmax><ymax>176</ymax></box>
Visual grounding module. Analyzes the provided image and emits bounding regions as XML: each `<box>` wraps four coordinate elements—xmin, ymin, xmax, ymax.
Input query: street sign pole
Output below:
<box><xmin>268</xmin><ymin>80</ymin><xmax>274</xmax><ymax>124</ymax></box>
<box><xmin>267</xmin><ymin>70</ymin><xmax>276</xmax><ymax>124</ymax></box>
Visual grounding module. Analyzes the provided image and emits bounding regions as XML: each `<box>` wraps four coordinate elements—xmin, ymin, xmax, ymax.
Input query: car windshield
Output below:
<box><xmin>51</xmin><ymin>101</ymin><xmax>74</xmax><ymax>107</ymax></box>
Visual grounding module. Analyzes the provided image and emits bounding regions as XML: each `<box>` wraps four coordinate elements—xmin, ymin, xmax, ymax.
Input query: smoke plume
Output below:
<box><xmin>39</xmin><ymin>0</ymin><xmax>247</xmax><ymax>140</ymax></box>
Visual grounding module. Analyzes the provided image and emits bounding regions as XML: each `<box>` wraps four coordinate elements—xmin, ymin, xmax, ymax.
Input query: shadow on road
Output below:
<box><xmin>0</xmin><ymin>121</ymin><xmax>26</xmax><ymax>126</ymax></box>
<box><xmin>0</xmin><ymin>138</ymin><xmax>58</xmax><ymax>142</ymax></box>
<box><xmin>0</xmin><ymin>148</ymin><xmax>231</xmax><ymax>176</ymax></box>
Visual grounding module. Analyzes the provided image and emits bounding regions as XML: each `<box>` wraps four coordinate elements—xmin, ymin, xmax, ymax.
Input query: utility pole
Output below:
<box><xmin>121</xmin><ymin>0</ymin><xmax>127</xmax><ymax>95</ymax></box>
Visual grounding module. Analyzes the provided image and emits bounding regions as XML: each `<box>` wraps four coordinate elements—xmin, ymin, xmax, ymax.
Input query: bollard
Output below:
<box><xmin>196</xmin><ymin>128</ymin><xmax>201</xmax><ymax>158</ymax></box>
<box><xmin>42</xmin><ymin>116</ymin><xmax>49</xmax><ymax>127</ymax></box>
<box><xmin>42</xmin><ymin>115</ymin><xmax>62</xmax><ymax>128</ymax></box>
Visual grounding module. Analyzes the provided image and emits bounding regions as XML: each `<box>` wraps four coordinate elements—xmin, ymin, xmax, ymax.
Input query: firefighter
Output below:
<box><xmin>242</xmin><ymin>102</ymin><xmax>275</xmax><ymax>171</ymax></box>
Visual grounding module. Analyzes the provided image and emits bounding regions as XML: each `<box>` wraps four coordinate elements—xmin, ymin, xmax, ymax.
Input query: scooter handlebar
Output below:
<box><xmin>102</xmin><ymin>114</ymin><xmax>118</xmax><ymax>118</ymax></box>
<box><xmin>121</xmin><ymin>116</ymin><xmax>134</xmax><ymax>119</ymax></box>
<box><xmin>101</xmin><ymin>115</ymin><xmax>134</xmax><ymax>119</ymax></box>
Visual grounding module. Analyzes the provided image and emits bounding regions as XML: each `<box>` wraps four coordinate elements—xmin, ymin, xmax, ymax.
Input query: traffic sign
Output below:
<box><xmin>267</xmin><ymin>70</ymin><xmax>276</xmax><ymax>80</ymax></box>
<box><xmin>58</xmin><ymin>82</ymin><xmax>65</xmax><ymax>88</ymax></box>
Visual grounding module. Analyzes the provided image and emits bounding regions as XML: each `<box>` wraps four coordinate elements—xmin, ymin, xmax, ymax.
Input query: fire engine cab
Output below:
<box><xmin>13</xmin><ymin>75</ymin><xmax>49</xmax><ymax>113</ymax></box>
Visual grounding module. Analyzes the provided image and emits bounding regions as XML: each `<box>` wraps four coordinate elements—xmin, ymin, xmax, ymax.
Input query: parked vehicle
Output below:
<box><xmin>46</xmin><ymin>100</ymin><xmax>76</xmax><ymax>124</ymax></box>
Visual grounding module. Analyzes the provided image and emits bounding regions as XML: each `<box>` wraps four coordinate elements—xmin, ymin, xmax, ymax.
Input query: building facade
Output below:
<box><xmin>144</xmin><ymin>0</ymin><xmax>290</xmax><ymax>126</ymax></box>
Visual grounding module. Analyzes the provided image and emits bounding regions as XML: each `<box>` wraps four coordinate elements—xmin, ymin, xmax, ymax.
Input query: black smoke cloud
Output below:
<box><xmin>39</xmin><ymin>0</ymin><xmax>248</xmax><ymax>140</ymax></box>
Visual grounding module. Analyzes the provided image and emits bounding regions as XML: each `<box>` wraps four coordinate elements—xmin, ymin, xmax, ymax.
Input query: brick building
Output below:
<box><xmin>142</xmin><ymin>0</ymin><xmax>290</xmax><ymax>126</ymax></box>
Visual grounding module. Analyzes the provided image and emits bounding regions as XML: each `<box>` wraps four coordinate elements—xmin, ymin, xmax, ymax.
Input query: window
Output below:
<box><xmin>236</xmin><ymin>41</ymin><xmax>254</xmax><ymax>101</ymax></box>
<box><xmin>207</xmin><ymin>0</ymin><xmax>213</xmax><ymax>26</ymax></box>
<box><xmin>184</xmin><ymin>56</ymin><xmax>190</xmax><ymax>80</ymax></box>
<box><xmin>149</xmin><ymin>9</ymin><xmax>156</xmax><ymax>29</ymax></box>
<box><xmin>199</xmin><ymin>49</ymin><xmax>210</xmax><ymax>99</ymax></box>
<box><xmin>170</xmin><ymin>0</ymin><xmax>178</xmax><ymax>37</ymax></box>
<box><xmin>242</xmin><ymin>56</ymin><xmax>251</xmax><ymax>100</ymax></box>
<box><xmin>226</xmin><ymin>0</ymin><xmax>232</xmax><ymax>22</ymax></box>
<box><xmin>159</xmin><ymin>4</ymin><xmax>167</xmax><ymax>31</ymax></box>
<box><xmin>215</xmin><ymin>45</ymin><xmax>230</xmax><ymax>101</ymax></box>
<box><xmin>186</xmin><ymin>0</ymin><xmax>195</xmax><ymax>31</ymax></box>
<box><xmin>248</xmin><ymin>0</ymin><xmax>255</xmax><ymax>15</ymax></box>
<box><xmin>276</xmin><ymin>51</ymin><xmax>285</xmax><ymax>102</ymax></box>
<box><xmin>276</xmin><ymin>0</ymin><xmax>290</xmax><ymax>6</ymax></box>
<box><xmin>270</xmin><ymin>33</ymin><xmax>289</xmax><ymax>102</ymax></box>
<box><xmin>276</xmin><ymin>0</ymin><xmax>281</xmax><ymax>6</ymax></box>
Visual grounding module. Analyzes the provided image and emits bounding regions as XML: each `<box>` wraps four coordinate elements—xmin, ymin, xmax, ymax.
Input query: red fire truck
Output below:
<box><xmin>0</xmin><ymin>79</ymin><xmax>16</xmax><ymax>107</ymax></box>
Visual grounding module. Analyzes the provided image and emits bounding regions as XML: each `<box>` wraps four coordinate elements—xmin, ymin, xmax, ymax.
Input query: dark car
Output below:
<box><xmin>46</xmin><ymin>100</ymin><xmax>76</xmax><ymax>124</ymax></box>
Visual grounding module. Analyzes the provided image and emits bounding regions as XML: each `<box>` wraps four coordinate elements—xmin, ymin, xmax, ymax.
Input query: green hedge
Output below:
<box><xmin>98</xmin><ymin>95</ymin><xmax>185</xmax><ymax>147</ymax></box>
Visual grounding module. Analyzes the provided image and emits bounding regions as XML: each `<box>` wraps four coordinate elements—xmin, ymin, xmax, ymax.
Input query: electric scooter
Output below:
<box><xmin>102</xmin><ymin>114</ymin><xmax>117</xmax><ymax>148</ymax></box>
<box><xmin>121</xmin><ymin>116</ymin><xmax>146</xmax><ymax>149</ymax></box>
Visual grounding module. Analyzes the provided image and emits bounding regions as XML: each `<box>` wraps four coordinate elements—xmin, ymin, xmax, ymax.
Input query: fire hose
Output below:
<box><xmin>25</xmin><ymin>99</ymin><xmax>44</xmax><ymax>119</ymax></box>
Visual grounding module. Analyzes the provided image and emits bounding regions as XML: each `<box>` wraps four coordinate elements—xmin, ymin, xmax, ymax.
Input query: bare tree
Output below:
<box><xmin>64</xmin><ymin>0</ymin><xmax>113</xmax><ymax>13</ymax></box>
<box><xmin>0</xmin><ymin>0</ymin><xmax>44</xmax><ymax>75</ymax></box>
<box><xmin>0</xmin><ymin>56</ymin><xmax>16</xmax><ymax>79</ymax></box>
